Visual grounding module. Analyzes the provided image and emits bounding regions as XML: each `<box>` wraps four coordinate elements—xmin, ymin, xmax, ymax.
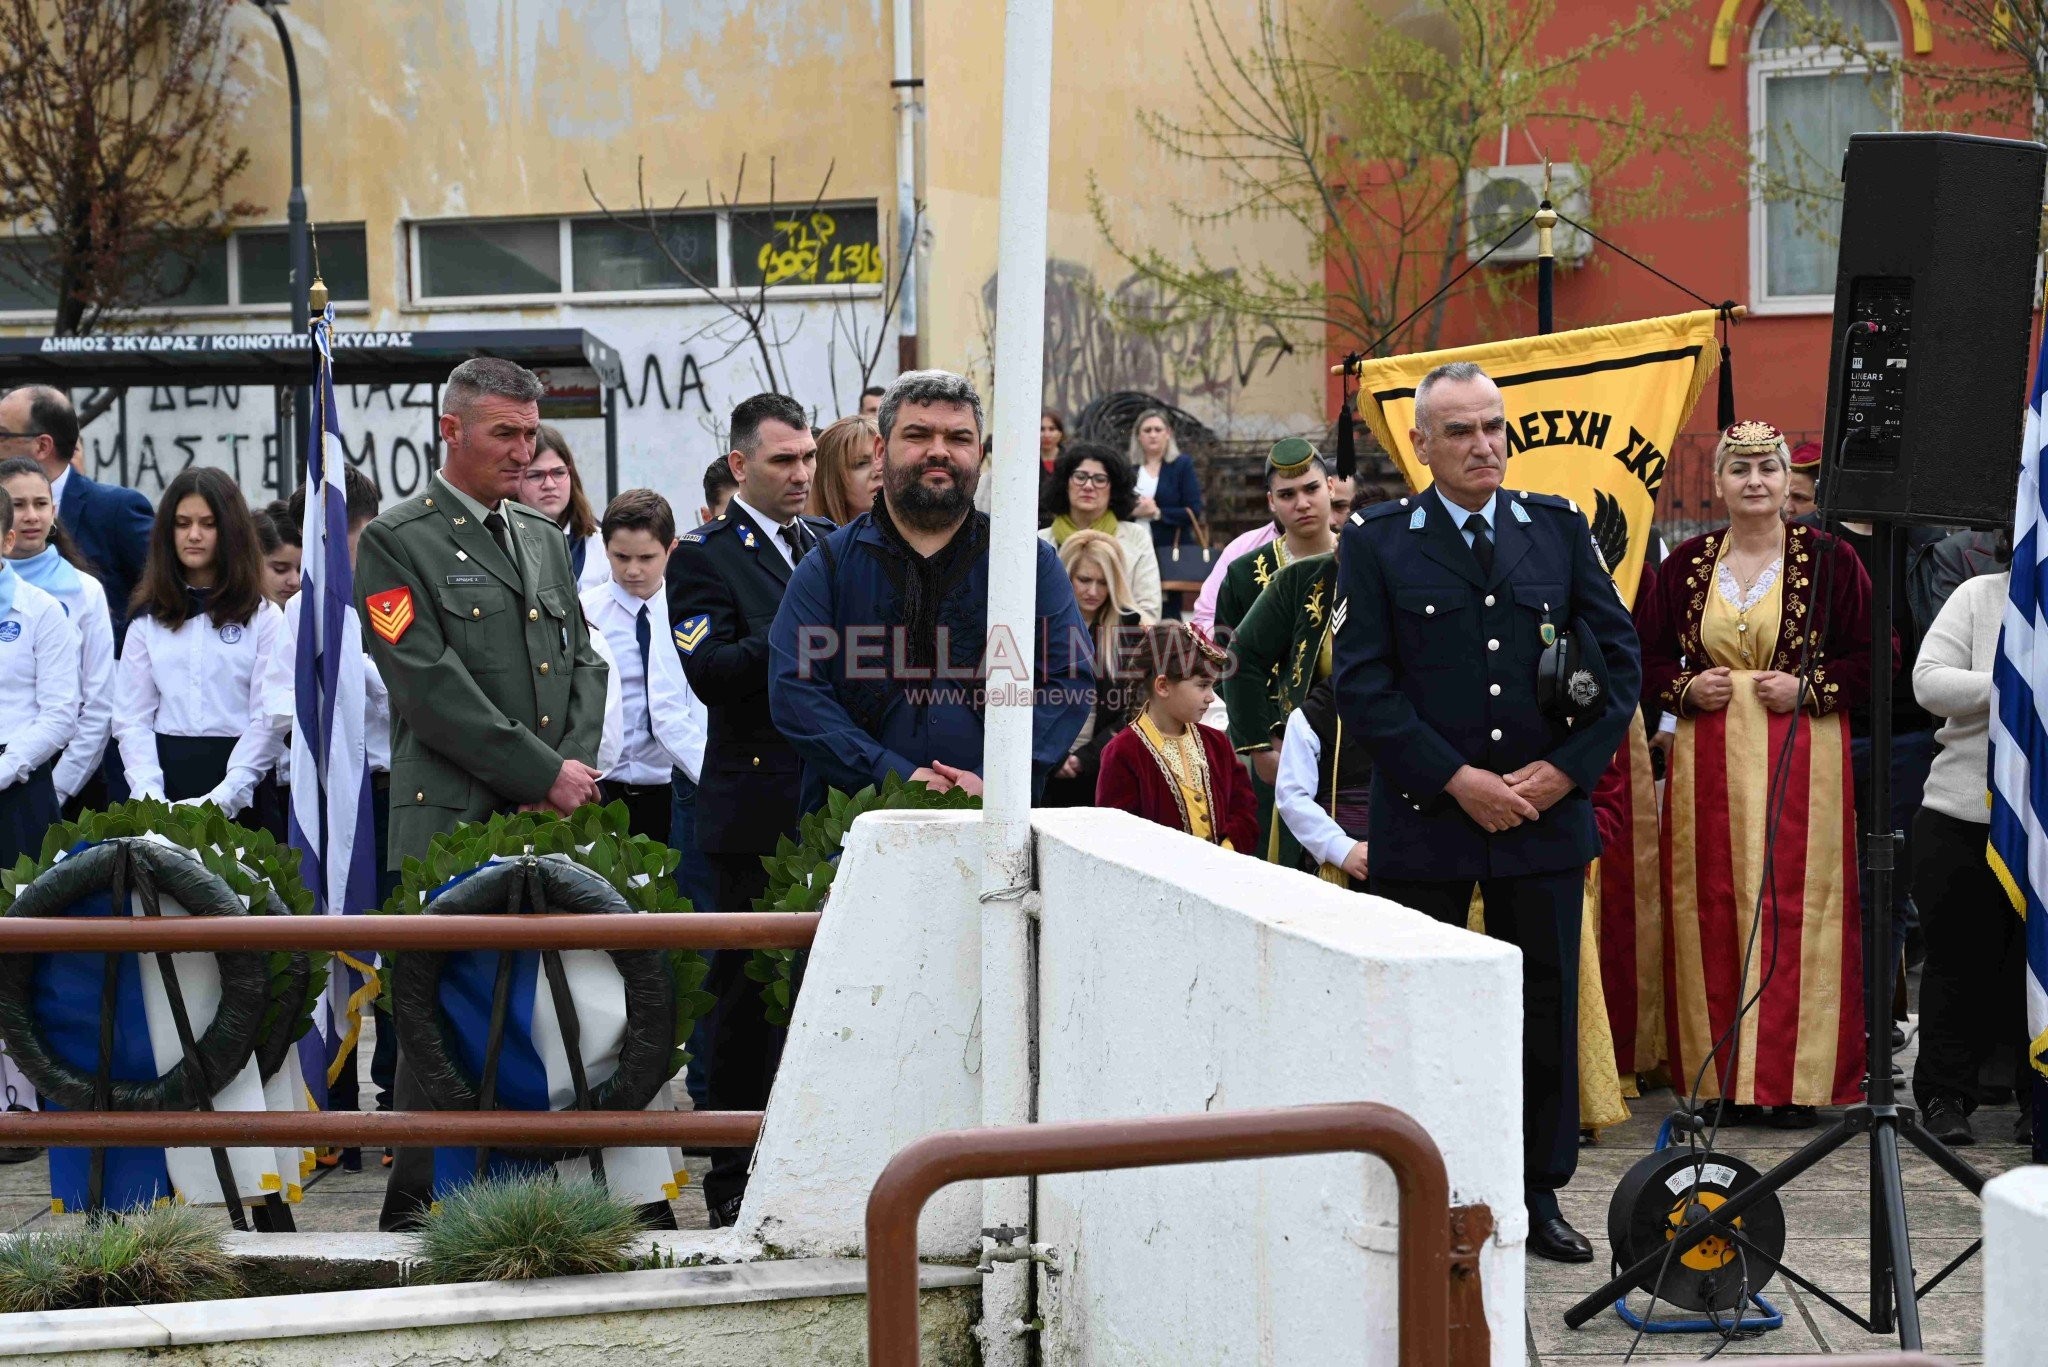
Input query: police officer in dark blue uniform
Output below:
<box><xmin>1331</xmin><ymin>361</ymin><xmax>1641</xmax><ymax>1264</ymax></box>
<box><xmin>665</xmin><ymin>391</ymin><xmax>835</xmax><ymax>1227</ymax></box>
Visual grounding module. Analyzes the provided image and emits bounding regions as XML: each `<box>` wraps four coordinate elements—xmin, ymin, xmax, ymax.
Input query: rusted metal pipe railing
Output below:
<box><xmin>0</xmin><ymin>912</ymin><xmax>813</xmax><ymax>1155</ymax></box>
<box><xmin>0</xmin><ymin>912</ymin><xmax>819</xmax><ymax>952</ymax></box>
<box><xmin>865</xmin><ymin>1102</ymin><xmax>1457</xmax><ymax>1367</ymax></box>
<box><xmin>0</xmin><ymin>1110</ymin><xmax>762</xmax><ymax>1147</ymax></box>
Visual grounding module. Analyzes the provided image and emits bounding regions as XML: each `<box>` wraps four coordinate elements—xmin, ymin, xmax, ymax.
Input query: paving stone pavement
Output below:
<box><xmin>1527</xmin><ymin>1019</ymin><xmax>2025</xmax><ymax>1365</ymax></box>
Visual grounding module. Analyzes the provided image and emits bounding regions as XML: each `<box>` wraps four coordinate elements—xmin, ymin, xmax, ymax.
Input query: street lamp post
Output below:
<box><xmin>252</xmin><ymin>0</ymin><xmax>309</xmax><ymax>494</ymax></box>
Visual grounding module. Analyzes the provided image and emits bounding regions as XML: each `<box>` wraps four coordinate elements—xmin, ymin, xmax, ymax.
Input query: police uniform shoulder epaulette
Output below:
<box><xmin>679</xmin><ymin>514</ymin><xmax>733</xmax><ymax>546</ymax></box>
<box><xmin>1513</xmin><ymin>489</ymin><xmax>1578</xmax><ymax>514</ymax></box>
<box><xmin>1351</xmin><ymin>496</ymin><xmax>1415</xmax><ymax>527</ymax></box>
<box><xmin>504</xmin><ymin>500</ymin><xmax>553</xmax><ymax>524</ymax></box>
<box><xmin>801</xmin><ymin>513</ymin><xmax>836</xmax><ymax>534</ymax></box>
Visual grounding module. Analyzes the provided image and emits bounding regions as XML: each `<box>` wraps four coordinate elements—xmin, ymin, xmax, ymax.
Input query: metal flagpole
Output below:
<box><xmin>980</xmin><ymin>0</ymin><xmax>1055</xmax><ymax>1361</ymax></box>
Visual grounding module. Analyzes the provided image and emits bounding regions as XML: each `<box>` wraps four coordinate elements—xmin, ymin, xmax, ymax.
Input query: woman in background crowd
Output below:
<box><xmin>1043</xmin><ymin>530</ymin><xmax>1148</xmax><ymax>807</ymax></box>
<box><xmin>1637</xmin><ymin>420</ymin><xmax>1875</xmax><ymax>1129</ymax></box>
<box><xmin>1128</xmin><ymin>408</ymin><xmax>1204</xmax><ymax>563</ymax></box>
<box><xmin>114</xmin><ymin>467</ymin><xmax>283</xmax><ymax>821</ymax></box>
<box><xmin>1038</xmin><ymin>409</ymin><xmax>1066</xmax><ymax>520</ymax></box>
<box><xmin>1095</xmin><ymin>622</ymin><xmax>1256</xmax><ymax>850</ymax></box>
<box><xmin>0</xmin><ymin>458</ymin><xmax>112</xmax><ymax>817</ymax></box>
<box><xmin>1039</xmin><ymin>441</ymin><xmax>1162</xmax><ymax>619</ymax></box>
<box><xmin>1911</xmin><ymin>549</ymin><xmax>2029</xmax><ymax>1147</ymax></box>
<box><xmin>253</xmin><ymin>500</ymin><xmax>302</xmax><ymax>606</ymax></box>
<box><xmin>808</xmin><ymin>415</ymin><xmax>881</xmax><ymax>525</ymax></box>
<box><xmin>520</xmin><ymin>425</ymin><xmax>608</xmax><ymax>590</ymax></box>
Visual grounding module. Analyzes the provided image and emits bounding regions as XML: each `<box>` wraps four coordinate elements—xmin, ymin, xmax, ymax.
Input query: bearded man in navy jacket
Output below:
<box><xmin>768</xmin><ymin>369</ymin><xmax>1093</xmax><ymax>809</ymax></box>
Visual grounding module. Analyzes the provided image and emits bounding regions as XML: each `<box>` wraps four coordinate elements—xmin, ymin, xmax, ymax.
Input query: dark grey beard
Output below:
<box><xmin>886</xmin><ymin>460</ymin><xmax>978</xmax><ymax>531</ymax></box>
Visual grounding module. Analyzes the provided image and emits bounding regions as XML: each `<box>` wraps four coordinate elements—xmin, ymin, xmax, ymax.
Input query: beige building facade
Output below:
<box><xmin>2</xmin><ymin>0</ymin><xmax>1350</xmax><ymax>512</ymax></box>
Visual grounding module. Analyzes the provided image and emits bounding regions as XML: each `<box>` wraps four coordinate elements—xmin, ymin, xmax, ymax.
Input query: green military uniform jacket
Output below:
<box><xmin>356</xmin><ymin>475</ymin><xmax>609</xmax><ymax>869</ymax></box>
<box><xmin>1219</xmin><ymin>551</ymin><xmax>1338</xmax><ymax>869</ymax></box>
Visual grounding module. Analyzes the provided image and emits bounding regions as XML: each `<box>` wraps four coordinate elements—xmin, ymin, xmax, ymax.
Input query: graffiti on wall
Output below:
<box><xmin>980</xmin><ymin>259</ymin><xmax>1294</xmax><ymax>427</ymax></box>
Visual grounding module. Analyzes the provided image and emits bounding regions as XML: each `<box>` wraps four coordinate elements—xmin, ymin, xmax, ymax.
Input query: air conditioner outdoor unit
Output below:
<box><xmin>1464</xmin><ymin>164</ymin><xmax>1592</xmax><ymax>264</ymax></box>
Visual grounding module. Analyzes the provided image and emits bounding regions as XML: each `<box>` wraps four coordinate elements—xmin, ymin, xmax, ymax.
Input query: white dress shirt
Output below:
<box><xmin>1273</xmin><ymin>707</ymin><xmax>1359</xmax><ymax>871</ymax></box>
<box><xmin>584</xmin><ymin>621</ymin><xmax>625</xmax><ymax>775</ymax></box>
<box><xmin>115</xmin><ymin>600</ymin><xmax>285</xmax><ymax>814</ymax></box>
<box><xmin>0</xmin><ymin>578</ymin><xmax>81</xmax><ymax>790</ymax></box>
<box><xmin>568</xmin><ymin>530</ymin><xmax>612</xmax><ymax>592</ymax></box>
<box><xmin>729</xmin><ymin>493</ymin><xmax>804</xmax><ymax>571</ymax></box>
<box><xmin>581</xmin><ymin>579</ymin><xmax>708</xmax><ymax>784</ymax></box>
<box><xmin>45</xmin><ymin>465</ymin><xmax>69</xmax><ymax>512</ymax></box>
<box><xmin>30</xmin><ymin>570</ymin><xmax>114</xmax><ymax>804</ymax></box>
<box><xmin>263</xmin><ymin>594</ymin><xmax>392</xmax><ymax>774</ymax></box>
<box><xmin>1435</xmin><ymin>487</ymin><xmax>1498</xmax><ymax>548</ymax></box>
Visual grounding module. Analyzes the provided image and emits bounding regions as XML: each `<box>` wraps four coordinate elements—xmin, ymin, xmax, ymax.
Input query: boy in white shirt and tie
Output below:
<box><xmin>580</xmin><ymin>490</ymin><xmax>707</xmax><ymax>843</ymax></box>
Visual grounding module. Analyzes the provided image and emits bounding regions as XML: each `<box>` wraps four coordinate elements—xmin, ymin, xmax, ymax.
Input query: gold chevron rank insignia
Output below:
<box><xmin>674</xmin><ymin>614</ymin><xmax>711</xmax><ymax>655</ymax></box>
<box><xmin>366</xmin><ymin>587</ymin><xmax>415</xmax><ymax>645</ymax></box>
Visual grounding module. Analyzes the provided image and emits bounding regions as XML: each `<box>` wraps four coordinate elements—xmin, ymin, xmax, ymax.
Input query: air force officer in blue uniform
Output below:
<box><xmin>1331</xmin><ymin>361</ymin><xmax>1640</xmax><ymax>1264</ymax></box>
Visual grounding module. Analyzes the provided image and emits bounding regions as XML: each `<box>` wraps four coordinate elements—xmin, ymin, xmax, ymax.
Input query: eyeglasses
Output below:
<box><xmin>1068</xmin><ymin>471</ymin><xmax>1110</xmax><ymax>488</ymax></box>
<box><xmin>0</xmin><ymin>430</ymin><xmax>34</xmax><ymax>442</ymax></box>
<box><xmin>521</xmin><ymin>467</ymin><xmax>571</xmax><ymax>485</ymax></box>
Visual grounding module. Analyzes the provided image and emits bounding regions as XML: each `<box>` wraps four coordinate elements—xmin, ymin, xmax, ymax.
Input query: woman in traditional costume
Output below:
<box><xmin>1636</xmin><ymin>420</ymin><xmax>1876</xmax><ymax>1127</ymax></box>
<box><xmin>1096</xmin><ymin>623</ymin><xmax>1257</xmax><ymax>850</ymax></box>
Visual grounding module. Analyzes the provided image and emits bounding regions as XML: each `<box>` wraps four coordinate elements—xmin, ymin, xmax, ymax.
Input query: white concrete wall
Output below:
<box><xmin>739</xmin><ymin>808</ymin><xmax>1525</xmax><ymax>1363</ymax></box>
<box><xmin>1030</xmin><ymin>809</ymin><xmax>1525</xmax><ymax>1367</ymax></box>
<box><xmin>1985</xmin><ymin>1165</ymin><xmax>2048</xmax><ymax>1367</ymax></box>
<box><xmin>740</xmin><ymin>811</ymin><xmax>987</xmax><ymax>1259</ymax></box>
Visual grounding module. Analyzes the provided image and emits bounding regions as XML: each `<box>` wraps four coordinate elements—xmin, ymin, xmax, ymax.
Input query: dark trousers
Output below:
<box><xmin>1852</xmin><ymin>729</ymin><xmax>1936</xmax><ymax>989</ymax></box>
<box><xmin>699</xmin><ymin>851</ymin><xmax>785</xmax><ymax>1223</ymax></box>
<box><xmin>600</xmin><ymin>778</ymin><xmax>674</xmax><ymax>842</ymax></box>
<box><xmin>668</xmin><ymin>774</ymin><xmax>718</xmax><ymax>1109</ymax></box>
<box><xmin>1371</xmin><ymin>868</ymin><xmax>1582</xmax><ymax>1202</ymax></box>
<box><xmin>1911</xmin><ymin>808</ymin><xmax>2028</xmax><ymax>1114</ymax></box>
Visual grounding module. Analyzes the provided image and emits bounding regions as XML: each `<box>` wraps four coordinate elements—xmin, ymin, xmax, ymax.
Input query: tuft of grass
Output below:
<box><xmin>0</xmin><ymin>1204</ymin><xmax>240</xmax><ymax>1314</ymax></box>
<box><xmin>413</xmin><ymin>1176</ymin><xmax>645</xmax><ymax>1284</ymax></box>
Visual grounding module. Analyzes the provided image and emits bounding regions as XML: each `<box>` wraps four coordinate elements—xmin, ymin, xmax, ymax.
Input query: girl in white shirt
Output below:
<box><xmin>114</xmin><ymin>467</ymin><xmax>283</xmax><ymax>818</ymax></box>
<box><xmin>0</xmin><ymin>491</ymin><xmax>80</xmax><ymax>864</ymax></box>
<box><xmin>0</xmin><ymin>458</ymin><xmax>112</xmax><ymax>814</ymax></box>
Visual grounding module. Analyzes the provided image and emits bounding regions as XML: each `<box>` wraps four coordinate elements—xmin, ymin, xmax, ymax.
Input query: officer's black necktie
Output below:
<box><xmin>1464</xmin><ymin>512</ymin><xmax>1494</xmax><ymax>577</ymax></box>
<box><xmin>484</xmin><ymin>510</ymin><xmax>512</xmax><ymax>561</ymax></box>
<box><xmin>635</xmin><ymin>604</ymin><xmax>653</xmax><ymax>736</ymax></box>
<box><xmin>779</xmin><ymin>522</ymin><xmax>808</xmax><ymax>566</ymax></box>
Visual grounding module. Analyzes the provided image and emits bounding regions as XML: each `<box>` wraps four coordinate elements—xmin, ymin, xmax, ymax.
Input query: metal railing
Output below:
<box><xmin>864</xmin><ymin>1102</ymin><xmax>1490</xmax><ymax>1367</ymax></box>
<box><xmin>0</xmin><ymin>912</ymin><xmax>818</xmax><ymax>1155</ymax></box>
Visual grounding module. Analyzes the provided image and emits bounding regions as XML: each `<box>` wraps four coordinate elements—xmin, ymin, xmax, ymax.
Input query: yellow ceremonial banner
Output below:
<box><xmin>1350</xmin><ymin>309</ymin><xmax>1722</xmax><ymax>610</ymax></box>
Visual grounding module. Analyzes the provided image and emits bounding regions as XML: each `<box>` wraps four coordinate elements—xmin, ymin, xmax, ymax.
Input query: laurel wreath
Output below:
<box><xmin>0</xmin><ymin>799</ymin><xmax>326</xmax><ymax>1106</ymax></box>
<box><xmin>378</xmin><ymin>802</ymin><xmax>715</xmax><ymax>1087</ymax></box>
<box><xmin>749</xmin><ymin>774</ymin><xmax>982</xmax><ymax>1027</ymax></box>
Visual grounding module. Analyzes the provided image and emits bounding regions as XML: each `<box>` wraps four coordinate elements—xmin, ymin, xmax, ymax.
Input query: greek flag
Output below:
<box><xmin>288</xmin><ymin>304</ymin><xmax>379</xmax><ymax>1106</ymax></box>
<box><xmin>1987</xmin><ymin>324</ymin><xmax>2048</xmax><ymax>1084</ymax></box>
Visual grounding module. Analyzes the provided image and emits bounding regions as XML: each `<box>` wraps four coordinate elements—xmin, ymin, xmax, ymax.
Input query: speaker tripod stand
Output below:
<box><xmin>1564</xmin><ymin>518</ymin><xmax>1988</xmax><ymax>1349</ymax></box>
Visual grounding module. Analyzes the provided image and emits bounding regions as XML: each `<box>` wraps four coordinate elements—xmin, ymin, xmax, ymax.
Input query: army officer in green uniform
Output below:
<box><xmin>356</xmin><ymin>357</ymin><xmax>609</xmax><ymax>870</ymax></box>
<box><xmin>356</xmin><ymin>357</ymin><xmax>610</xmax><ymax>1230</ymax></box>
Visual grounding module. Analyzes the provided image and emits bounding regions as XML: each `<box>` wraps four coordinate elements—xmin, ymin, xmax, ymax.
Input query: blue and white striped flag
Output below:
<box><xmin>1986</xmin><ymin>324</ymin><xmax>2048</xmax><ymax>1084</ymax></box>
<box><xmin>288</xmin><ymin>305</ymin><xmax>379</xmax><ymax>1107</ymax></box>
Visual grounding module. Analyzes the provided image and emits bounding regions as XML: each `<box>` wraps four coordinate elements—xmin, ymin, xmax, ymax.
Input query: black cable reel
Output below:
<box><xmin>1608</xmin><ymin>1147</ymin><xmax>1788</xmax><ymax>1314</ymax></box>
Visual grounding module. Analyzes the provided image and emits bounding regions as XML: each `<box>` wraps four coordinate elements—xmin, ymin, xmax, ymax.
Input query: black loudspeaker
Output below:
<box><xmin>1822</xmin><ymin>131</ymin><xmax>2048</xmax><ymax>528</ymax></box>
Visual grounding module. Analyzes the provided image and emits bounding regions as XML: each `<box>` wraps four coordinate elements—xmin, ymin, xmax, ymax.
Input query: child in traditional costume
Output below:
<box><xmin>1096</xmin><ymin>623</ymin><xmax>1258</xmax><ymax>850</ymax></box>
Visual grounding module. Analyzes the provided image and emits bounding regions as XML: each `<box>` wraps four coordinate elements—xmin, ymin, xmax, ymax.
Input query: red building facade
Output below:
<box><xmin>1328</xmin><ymin>0</ymin><xmax>2029</xmax><ymax>530</ymax></box>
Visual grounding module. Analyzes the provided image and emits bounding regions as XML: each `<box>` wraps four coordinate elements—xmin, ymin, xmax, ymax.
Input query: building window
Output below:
<box><xmin>0</xmin><ymin>224</ymin><xmax>369</xmax><ymax>317</ymax></box>
<box><xmin>408</xmin><ymin>205</ymin><xmax>885</xmax><ymax>303</ymax></box>
<box><xmin>1750</xmin><ymin>0</ymin><xmax>1901</xmax><ymax>310</ymax></box>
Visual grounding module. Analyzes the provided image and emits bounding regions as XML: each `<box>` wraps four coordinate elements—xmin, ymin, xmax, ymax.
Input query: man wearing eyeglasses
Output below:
<box><xmin>0</xmin><ymin>387</ymin><xmax>153</xmax><ymax>646</ymax></box>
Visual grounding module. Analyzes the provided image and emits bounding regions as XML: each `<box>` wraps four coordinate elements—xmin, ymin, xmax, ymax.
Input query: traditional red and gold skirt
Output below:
<box><xmin>1599</xmin><ymin>719</ymin><xmax>1665</xmax><ymax>1080</ymax></box>
<box><xmin>1662</xmin><ymin>689</ymin><xmax>1864</xmax><ymax>1107</ymax></box>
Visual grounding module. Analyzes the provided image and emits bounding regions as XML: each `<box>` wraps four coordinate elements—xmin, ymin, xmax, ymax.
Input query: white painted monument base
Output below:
<box><xmin>1984</xmin><ymin>1164</ymin><xmax>2048</xmax><ymax>1366</ymax></box>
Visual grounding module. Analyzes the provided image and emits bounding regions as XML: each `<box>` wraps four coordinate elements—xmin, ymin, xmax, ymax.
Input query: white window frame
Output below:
<box><xmin>404</xmin><ymin>205</ymin><xmax>887</xmax><ymax>311</ymax></box>
<box><xmin>0</xmin><ymin>223</ymin><xmax>373</xmax><ymax>325</ymax></box>
<box><xmin>1747</xmin><ymin>2</ymin><xmax>1903</xmax><ymax>316</ymax></box>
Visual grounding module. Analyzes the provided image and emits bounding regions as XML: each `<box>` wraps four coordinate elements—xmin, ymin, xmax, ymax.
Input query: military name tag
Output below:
<box><xmin>446</xmin><ymin>573</ymin><xmax>488</xmax><ymax>586</ymax></box>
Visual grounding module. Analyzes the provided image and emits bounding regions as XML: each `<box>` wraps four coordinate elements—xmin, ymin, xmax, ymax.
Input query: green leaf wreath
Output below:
<box><xmin>748</xmin><ymin>774</ymin><xmax>981</xmax><ymax>1026</ymax></box>
<box><xmin>0</xmin><ymin>799</ymin><xmax>327</xmax><ymax>1066</ymax></box>
<box><xmin>378</xmin><ymin>802</ymin><xmax>715</xmax><ymax>1081</ymax></box>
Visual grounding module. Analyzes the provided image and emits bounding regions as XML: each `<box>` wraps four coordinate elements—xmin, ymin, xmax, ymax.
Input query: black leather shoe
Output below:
<box><xmin>1923</xmin><ymin>1096</ymin><xmax>1974</xmax><ymax>1146</ymax></box>
<box><xmin>706</xmin><ymin>1193</ymin><xmax>744</xmax><ymax>1228</ymax></box>
<box><xmin>1529</xmin><ymin>1215</ymin><xmax>1594</xmax><ymax>1263</ymax></box>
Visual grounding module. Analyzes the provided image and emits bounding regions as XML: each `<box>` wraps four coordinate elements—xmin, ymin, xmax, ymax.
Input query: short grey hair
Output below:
<box><xmin>878</xmin><ymin>369</ymin><xmax>984</xmax><ymax>442</ymax></box>
<box><xmin>443</xmin><ymin>357</ymin><xmax>545</xmax><ymax>417</ymax></box>
<box><xmin>1413</xmin><ymin>361</ymin><xmax>1492</xmax><ymax>430</ymax></box>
